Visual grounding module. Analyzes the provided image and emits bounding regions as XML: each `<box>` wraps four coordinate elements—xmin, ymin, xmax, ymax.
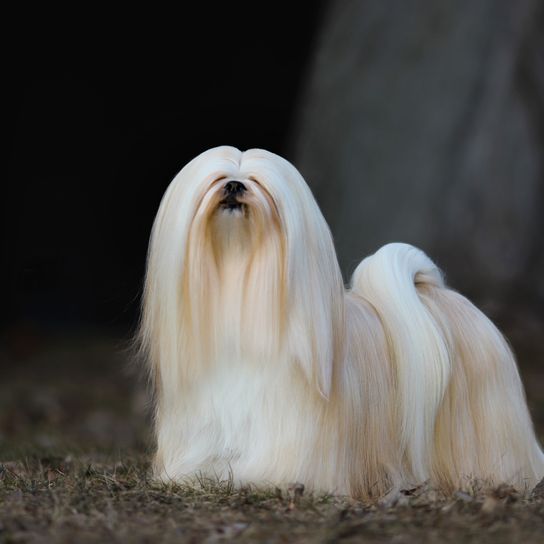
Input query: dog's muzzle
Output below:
<box><xmin>219</xmin><ymin>180</ymin><xmax>246</xmax><ymax>212</ymax></box>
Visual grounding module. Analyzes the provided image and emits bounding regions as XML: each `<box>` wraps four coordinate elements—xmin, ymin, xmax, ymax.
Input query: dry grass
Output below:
<box><xmin>1</xmin><ymin>331</ymin><xmax>543</xmax><ymax>543</ymax></box>
<box><xmin>1</xmin><ymin>454</ymin><xmax>544</xmax><ymax>543</ymax></box>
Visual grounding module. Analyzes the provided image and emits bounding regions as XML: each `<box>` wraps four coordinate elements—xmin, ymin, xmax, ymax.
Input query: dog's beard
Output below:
<box><xmin>182</xmin><ymin>177</ymin><xmax>286</xmax><ymax>369</ymax></box>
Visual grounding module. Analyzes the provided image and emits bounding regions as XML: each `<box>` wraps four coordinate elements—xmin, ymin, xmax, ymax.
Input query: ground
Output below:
<box><xmin>1</xmin><ymin>329</ymin><xmax>543</xmax><ymax>543</ymax></box>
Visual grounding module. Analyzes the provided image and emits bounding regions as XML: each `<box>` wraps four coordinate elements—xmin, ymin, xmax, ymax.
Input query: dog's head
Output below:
<box><xmin>141</xmin><ymin>146</ymin><xmax>344</xmax><ymax>397</ymax></box>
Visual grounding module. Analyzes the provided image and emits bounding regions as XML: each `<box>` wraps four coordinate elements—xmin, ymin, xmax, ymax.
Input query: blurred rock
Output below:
<box><xmin>292</xmin><ymin>0</ymin><xmax>544</xmax><ymax>312</ymax></box>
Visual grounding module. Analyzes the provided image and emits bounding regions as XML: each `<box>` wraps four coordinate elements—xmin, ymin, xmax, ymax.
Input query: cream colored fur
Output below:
<box><xmin>139</xmin><ymin>146</ymin><xmax>544</xmax><ymax>499</ymax></box>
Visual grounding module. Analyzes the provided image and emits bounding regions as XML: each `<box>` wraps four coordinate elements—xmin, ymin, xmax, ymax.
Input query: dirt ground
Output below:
<box><xmin>1</xmin><ymin>329</ymin><xmax>543</xmax><ymax>543</ymax></box>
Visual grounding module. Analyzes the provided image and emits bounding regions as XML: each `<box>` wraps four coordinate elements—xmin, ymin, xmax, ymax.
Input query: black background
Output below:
<box><xmin>3</xmin><ymin>5</ymin><xmax>325</xmax><ymax>336</ymax></box>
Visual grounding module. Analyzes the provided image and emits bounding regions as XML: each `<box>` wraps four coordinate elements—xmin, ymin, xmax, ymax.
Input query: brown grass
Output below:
<box><xmin>1</xmin><ymin>454</ymin><xmax>543</xmax><ymax>543</ymax></box>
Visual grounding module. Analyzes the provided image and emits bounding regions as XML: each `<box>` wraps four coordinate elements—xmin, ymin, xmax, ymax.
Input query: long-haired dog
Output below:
<box><xmin>139</xmin><ymin>146</ymin><xmax>544</xmax><ymax>499</ymax></box>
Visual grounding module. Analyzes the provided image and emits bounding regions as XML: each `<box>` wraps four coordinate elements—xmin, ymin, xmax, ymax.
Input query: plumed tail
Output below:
<box><xmin>350</xmin><ymin>243</ymin><xmax>451</xmax><ymax>482</ymax></box>
<box><xmin>351</xmin><ymin>242</ymin><xmax>544</xmax><ymax>489</ymax></box>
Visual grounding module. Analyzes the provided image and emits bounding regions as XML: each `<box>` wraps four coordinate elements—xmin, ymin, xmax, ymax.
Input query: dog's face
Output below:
<box><xmin>192</xmin><ymin>173</ymin><xmax>282</xmax><ymax>262</ymax></box>
<box><xmin>142</xmin><ymin>146</ymin><xmax>344</xmax><ymax>396</ymax></box>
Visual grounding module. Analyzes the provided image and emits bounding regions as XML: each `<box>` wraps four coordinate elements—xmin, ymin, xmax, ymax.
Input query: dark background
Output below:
<box><xmin>2</xmin><ymin>2</ymin><xmax>543</xmax><ymax>448</ymax></box>
<box><xmin>3</xmin><ymin>5</ymin><xmax>325</xmax><ymax>338</ymax></box>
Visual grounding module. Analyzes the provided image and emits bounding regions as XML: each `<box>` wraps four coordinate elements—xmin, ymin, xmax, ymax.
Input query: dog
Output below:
<box><xmin>139</xmin><ymin>146</ymin><xmax>544</xmax><ymax>499</ymax></box>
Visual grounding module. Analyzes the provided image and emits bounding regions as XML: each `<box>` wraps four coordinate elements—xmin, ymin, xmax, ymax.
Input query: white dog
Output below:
<box><xmin>139</xmin><ymin>146</ymin><xmax>544</xmax><ymax>499</ymax></box>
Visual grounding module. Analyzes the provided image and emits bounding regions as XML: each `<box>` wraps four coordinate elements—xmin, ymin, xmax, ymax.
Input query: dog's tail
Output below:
<box><xmin>351</xmin><ymin>243</ymin><xmax>544</xmax><ymax>489</ymax></box>
<box><xmin>350</xmin><ymin>243</ymin><xmax>450</xmax><ymax>482</ymax></box>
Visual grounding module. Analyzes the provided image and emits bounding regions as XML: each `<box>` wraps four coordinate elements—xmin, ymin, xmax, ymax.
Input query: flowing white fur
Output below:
<box><xmin>140</xmin><ymin>146</ymin><xmax>544</xmax><ymax>498</ymax></box>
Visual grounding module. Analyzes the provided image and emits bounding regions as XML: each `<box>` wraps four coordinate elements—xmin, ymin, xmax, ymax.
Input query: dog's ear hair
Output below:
<box><xmin>248</xmin><ymin>152</ymin><xmax>345</xmax><ymax>398</ymax></box>
<box><xmin>286</xmin><ymin>228</ymin><xmax>345</xmax><ymax>398</ymax></box>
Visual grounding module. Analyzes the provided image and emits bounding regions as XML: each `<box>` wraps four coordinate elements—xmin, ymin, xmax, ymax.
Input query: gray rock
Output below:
<box><xmin>291</xmin><ymin>0</ymin><xmax>544</xmax><ymax>310</ymax></box>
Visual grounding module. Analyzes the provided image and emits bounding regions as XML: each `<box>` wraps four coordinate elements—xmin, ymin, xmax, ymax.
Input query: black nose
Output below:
<box><xmin>224</xmin><ymin>180</ymin><xmax>246</xmax><ymax>195</ymax></box>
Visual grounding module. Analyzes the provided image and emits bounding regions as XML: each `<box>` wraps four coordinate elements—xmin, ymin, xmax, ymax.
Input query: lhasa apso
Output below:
<box><xmin>139</xmin><ymin>146</ymin><xmax>544</xmax><ymax>498</ymax></box>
